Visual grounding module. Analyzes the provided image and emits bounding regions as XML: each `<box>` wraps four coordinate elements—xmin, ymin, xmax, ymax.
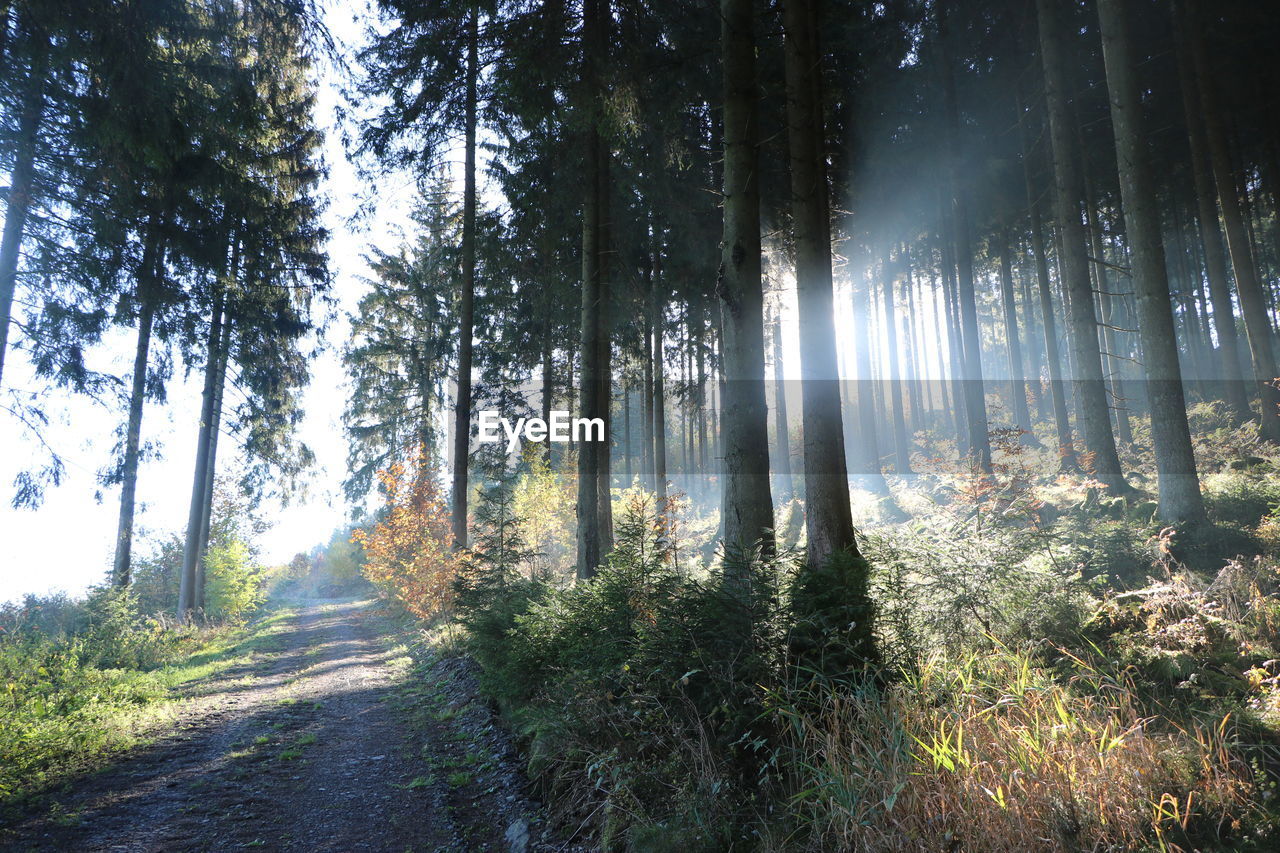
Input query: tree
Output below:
<box><xmin>781</xmin><ymin>0</ymin><xmax>861</xmax><ymax>581</ymax></box>
<box><xmin>716</xmin><ymin>0</ymin><xmax>774</xmax><ymax>562</ymax></box>
<box><xmin>575</xmin><ymin>0</ymin><xmax>612</xmax><ymax>579</ymax></box>
<box><xmin>1096</xmin><ymin>0</ymin><xmax>1205</xmax><ymax>524</ymax></box>
<box><xmin>1035</xmin><ymin>0</ymin><xmax>1129</xmax><ymax>494</ymax></box>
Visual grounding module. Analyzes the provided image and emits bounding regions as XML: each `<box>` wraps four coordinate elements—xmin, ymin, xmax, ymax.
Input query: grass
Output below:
<box><xmin>0</xmin><ymin>602</ymin><xmax>298</xmax><ymax>809</ymax></box>
<box><xmin>772</xmin><ymin>648</ymin><xmax>1257</xmax><ymax>851</ymax></box>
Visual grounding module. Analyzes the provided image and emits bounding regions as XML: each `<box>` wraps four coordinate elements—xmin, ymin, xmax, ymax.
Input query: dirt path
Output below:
<box><xmin>2</xmin><ymin>599</ymin><xmax>576</xmax><ymax>852</ymax></box>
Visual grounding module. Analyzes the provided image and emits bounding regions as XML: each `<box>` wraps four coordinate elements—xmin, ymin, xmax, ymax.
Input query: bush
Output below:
<box><xmin>204</xmin><ymin>540</ymin><xmax>267</xmax><ymax>621</ymax></box>
<box><xmin>1203</xmin><ymin>466</ymin><xmax>1280</xmax><ymax>530</ymax></box>
<box><xmin>0</xmin><ymin>588</ymin><xmax>210</xmax><ymax>803</ymax></box>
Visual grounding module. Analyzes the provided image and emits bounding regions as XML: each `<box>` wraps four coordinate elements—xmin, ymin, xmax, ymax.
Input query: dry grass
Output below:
<box><xmin>770</xmin><ymin>648</ymin><xmax>1256</xmax><ymax>852</ymax></box>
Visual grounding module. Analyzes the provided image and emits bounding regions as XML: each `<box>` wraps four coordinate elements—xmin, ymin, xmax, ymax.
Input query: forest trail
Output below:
<box><xmin>3</xmin><ymin>600</ymin><xmax>564</xmax><ymax>852</ymax></box>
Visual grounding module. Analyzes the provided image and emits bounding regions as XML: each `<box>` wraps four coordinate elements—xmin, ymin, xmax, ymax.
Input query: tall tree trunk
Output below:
<box><xmin>1036</xmin><ymin>0</ymin><xmax>1128</xmax><ymax>491</ymax></box>
<box><xmin>541</xmin><ymin>299</ymin><xmax>554</xmax><ymax>465</ymax></box>
<box><xmin>623</xmin><ymin>376</ymin><xmax>632</xmax><ymax>485</ymax></box>
<box><xmin>850</xmin><ymin>271</ymin><xmax>887</xmax><ymax>491</ymax></box>
<box><xmin>1019</xmin><ymin>91</ymin><xmax>1077</xmax><ymax>468</ymax></box>
<box><xmin>651</xmin><ymin>244</ymin><xmax>668</xmax><ymax>503</ymax></box>
<box><xmin>997</xmin><ymin>227</ymin><xmax>1033</xmax><ymax>441</ymax></box>
<box><xmin>596</xmin><ymin>152</ymin><xmax>613</xmax><ymax>554</ymax></box>
<box><xmin>770</xmin><ymin>308</ymin><xmax>793</xmax><ymax>503</ymax></box>
<box><xmin>1184</xmin><ymin>0</ymin><xmax>1280</xmax><ymax>441</ymax></box>
<box><xmin>902</xmin><ymin>255</ymin><xmax>925</xmax><ymax>431</ymax></box>
<box><xmin>939</xmin><ymin>224</ymin><xmax>971</xmax><ymax>458</ymax></box>
<box><xmin>1018</xmin><ymin>241</ymin><xmax>1048</xmax><ymax>420</ymax></box>
<box><xmin>695</xmin><ymin>300</ymin><xmax>709</xmax><ymax>482</ymax></box>
<box><xmin>1098</xmin><ymin>0</ymin><xmax>1205</xmax><ymax>523</ymax></box>
<box><xmin>195</xmin><ymin>318</ymin><xmax>230</xmax><ymax>612</ymax></box>
<box><xmin>881</xmin><ymin>252</ymin><xmax>912</xmax><ymax>473</ymax></box>
<box><xmin>0</xmin><ymin>29</ymin><xmax>46</xmax><ymax>390</ymax></box>
<box><xmin>576</xmin><ymin>0</ymin><xmax>610</xmax><ymax>578</ymax></box>
<box><xmin>179</xmin><ymin>290</ymin><xmax>225</xmax><ymax>619</ymax></box>
<box><xmin>783</xmin><ymin>0</ymin><xmax>861</xmax><ymax>570</ymax></box>
<box><xmin>939</xmin><ymin>5</ymin><xmax>992</xmax><ymax>473</ymax></box>
<box><xmin>113</xmin><ymin>229</ymin><xmax>163</xmax><ymax>588</ymax></box>
<box><xmin>1083</xmin><ymin>179</ymin><xmax>1133</xmax><ymax>445</ymax></box>
<box><xmin>451</xmin><ymin>7</ymin><xmax>479</xmax><ymax>548</ymax></box>
<box><xmin>930</xmin><ymin>264</ymin><xmax>956</xmax><ymax>436</ymax></box>
<box><xmin>716</xmin><ymin>0</ymin><xmax>773</xmax><ymax>550</ymax></box>
<box><xmin>642</xmin><ymin>301</ymin><xmax>654</xmax><ymax>487</ymax></box>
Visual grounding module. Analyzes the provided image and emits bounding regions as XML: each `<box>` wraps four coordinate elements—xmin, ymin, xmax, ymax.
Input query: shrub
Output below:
<box><xmin>204</xmin><ymin>539</ymin><xmax>267</xmax><ymax>621</ymax></box>
<box><xmin>353</xmin><ymin>455</ymin><xmax>462</xmax><ymax>620</ymax></box>
<box><xmin>1203</xmin><ymin>466</ymin><xmax>1280</xmax><ymax>530</ymax></box>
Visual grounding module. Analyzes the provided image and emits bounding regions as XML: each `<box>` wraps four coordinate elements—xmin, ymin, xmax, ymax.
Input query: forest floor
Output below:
<box><xmin>0</xmin><ymin>598</ymin><xmax>576</xmax><ymax>852</ymax></box>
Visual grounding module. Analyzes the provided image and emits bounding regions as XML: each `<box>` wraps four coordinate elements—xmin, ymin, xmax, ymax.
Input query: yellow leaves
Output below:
<box><xmin>353</xmin><ymin>451</ymin><xmax>463</xmax><ymax>621</ymax></box>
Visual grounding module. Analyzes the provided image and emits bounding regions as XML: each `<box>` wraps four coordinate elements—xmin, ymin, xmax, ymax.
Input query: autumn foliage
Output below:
<box><xmin>352</xmin><ymin>454</ymin><xmax>463</xmax><ymax>620</ymax></box>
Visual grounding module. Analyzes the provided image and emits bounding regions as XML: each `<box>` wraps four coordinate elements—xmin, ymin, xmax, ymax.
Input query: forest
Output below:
<box><xmin>3</xmin><ymin>0</ymin><xmax>1280</xmax><ymax>850</ymax></box>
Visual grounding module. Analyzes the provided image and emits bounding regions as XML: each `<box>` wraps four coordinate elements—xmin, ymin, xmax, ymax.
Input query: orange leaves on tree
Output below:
<box><xmin>351</xmin><ymin>454</ymin><xmax>463</xmax><ymax>620</ymax></box>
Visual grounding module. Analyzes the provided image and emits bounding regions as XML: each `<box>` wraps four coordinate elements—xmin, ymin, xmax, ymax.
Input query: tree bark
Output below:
<box><xmin>651</xmin><ymin>239</ymin><xmax>667</xmax><ymax>503</ymax></box>
<box><xmin>881</xmin><ymin>252</ymin><xmax>912</xmax><ymax>473</ymax></box>
<box><xmin>782</xmin><ymin>0</ymin><xmax>859</xmax><ymax>570</ymax></box>
<box><xmin>997</xmin><ymin>227</ymin><xmax>1034</xmax><ymax>441</ymax></box>
<box><xmin>717</xmin><ymin>0</ymin><xmax>776</xmax><ymax>555</ymax></box>
<box><xmin>195</xmin><ymin>317</ymin><xmax>230</xmax><ymax>612</ymax></box>
<box><xmin>450</xmin><ymin>6</ymin><xmax>479</xmax><ymax>549</ymax></box>
<box><xmin>770</xmin><ymin>308</ymin><xmax>793</xmax><ymax>502</ymax></box>
<box><xmin>939</xmin><ymin>4</ymin><xmax>992</xmax><ymax>473</ymax></box>
<box><xmin>1097</xmin><ymin>0</ymin><xmax>1205</xmax><ymax>523</ymax></box>
<box><xmin>1036</xmin><ymin>0</ymin><xmax>1128</xmax><ymax>491</ymax></box>
<box><xmin>0</xmin><ymin>29</ymin><xmax>46</xmax><ymax>390</ymax></box>
<box><xmin>1018</xmin><ymin>91</ymin><xmax>1077</xmax><ymax>469</ymax></box>
<box><xmin>113</xmin><ymin>228</ymin><xmax>163</xmax><ymax>588</ymax></box>
<box><xmin>575</xmin><ymin>0</ymin><xmax>610</xmax><ymax>578</ymax></box>
<box><xmin>179</xmin><ymin>290</ymin><xmax>225</xmax><ymax>619</ymax></box>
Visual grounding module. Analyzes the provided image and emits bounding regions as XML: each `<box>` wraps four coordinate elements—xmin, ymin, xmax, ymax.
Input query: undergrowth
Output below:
<box><xmin>0</xmin><ymin>588</ymin><xmax>289</xmax><ymax>809</ymax></box>
<box><xmin>441</xmin><ymin>456</ymin><xmax>1280</xmax><ymax>850</ymax></box>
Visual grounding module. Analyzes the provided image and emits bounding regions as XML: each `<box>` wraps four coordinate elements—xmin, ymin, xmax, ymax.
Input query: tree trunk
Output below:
<box><xmin>623</xmin><ymin>376</ymin><xmax>632</xmax><ymax>485</ymax></box>
<box><xmin>881</xmin><ymin>252</ymin><xmax>913</xmax><ymax>473</ymax></box>
<box><xmin>651</xmin><ymin>241</ymin><xmax>668</xmax><ymax>503</ymax></box>
<box><xmin>718</xmin><ymin>64</ymin><xmax>778</xmax><ymax>552</ymax></box>
<box><xmin>642</xmin><ymin>301</ymin><xmax>654</xmax><ymax>487</ymax></box>
<box><xmin>1083</xmin><ymin>177</ymin><xmax>1133</xmax><ymax>445</ymax></box>
<box><xmin>1098</xmin><ymin>0</ymin><xmax>1205</xmax><ymax>523</ymax></box>
<box><xmin>1019</xmin><ymin>91</ymin><xmax>1077</xmax><ymax>468</ymax></box>
<box><xmin>782</xmin><ymin>0</ymin><xmax>859</xmax><ymax>570</ymax></box>
<box><xmin>541</xmin><ymin>300</ymin><xmax>554</xmax><ymax>465</ymax></box>
<box><xmin>451</xmin><ymin>7</ymin><xmax>479</xmax><ymax>548</ymax></box>
<box><xmin>939</xmin><ymin>5</ymin><xmax>992</xmax><ymax>473</ymax></box>
<box><xmin>0</xmin><ymin>30</ymin><xmax>46</xmax><ymax>390</ymax></box>
<box><xmin>1036</xmin><ymin>0</ymin><xmax>1128</xmax><ymax>491</ymax></box>
<box><xmin>179</xmin><ymin>290</ymin><xmax>225</xmax><ymax>619</ymax></box>
<box><xmin>113</xmin><ymin>230</ymin><xmax>163</xmax><ymax>588</ymax></box>
<box><xmin>195</xmin><ymin>318</ymin><xmax>230</xmax><ymax>612</ymax></box>
<box><xmin>997</xmin><ymin>227</ymin><xmax>1033</xmax><ymax>441</ymax></box>
<box><xmin>576</xmin><ymin>0</ymin><xmax>610</xmax><ymax>578</ymax></box>
<box><xmin>770</xmin><ymin>309</ymin><xmax>793</xmax><ymax>502</ymax></box>
<box><xmin>1183</xmin><ymin>0</ymin><xmax>1280</xmax><ymax>441</ymax></box>
<box><xmin>939</xmin><ymin>223</ymin><xmax>971</xmax><ymax>458</ymax></box>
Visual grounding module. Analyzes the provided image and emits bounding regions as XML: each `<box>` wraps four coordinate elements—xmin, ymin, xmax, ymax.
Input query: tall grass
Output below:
<box><xmin>772</xmin><ymin>648</ymin><xmax>1255</xmax><ymax>852</ymax></box>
